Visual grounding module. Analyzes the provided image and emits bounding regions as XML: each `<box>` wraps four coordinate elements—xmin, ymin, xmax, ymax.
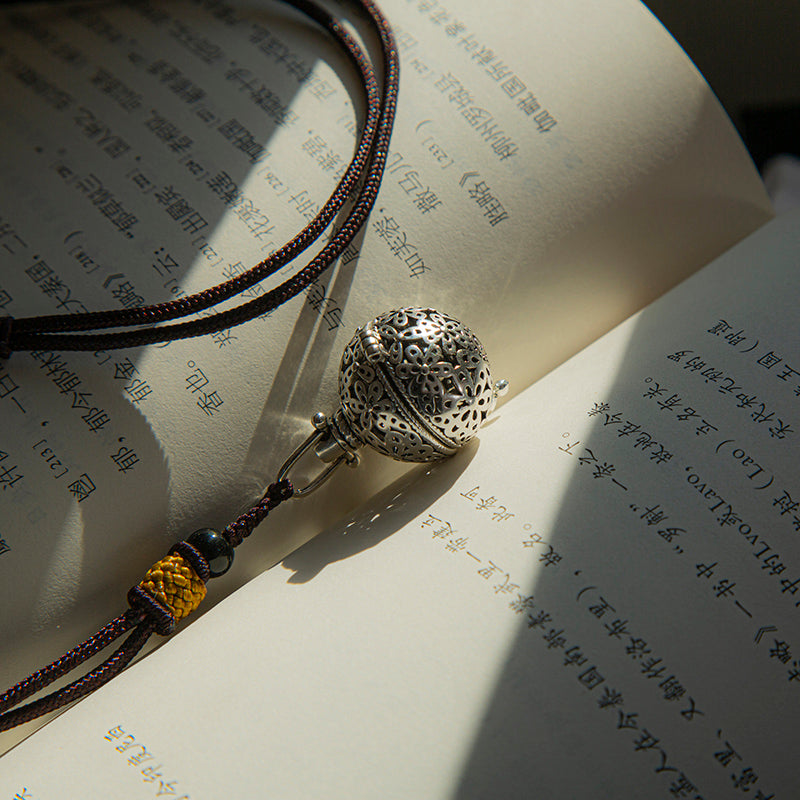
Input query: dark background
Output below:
<box><xmin>643</xmin><ymin>0</ymin><xmax>799</xmax><ymax>170</ymax></box>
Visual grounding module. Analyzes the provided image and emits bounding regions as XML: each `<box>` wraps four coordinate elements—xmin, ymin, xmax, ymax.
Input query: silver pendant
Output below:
<box><xmin>278</xmin><ymin>308</ymin><xmax>507</xmax><ymax>495</ymax></box>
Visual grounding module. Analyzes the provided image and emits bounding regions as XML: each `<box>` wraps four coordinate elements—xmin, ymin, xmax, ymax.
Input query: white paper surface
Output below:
<box><xmin>0</xmin><ymin>0</ymin><xmax>772</xmax><ymax>753</ymax></box>
<box><xmin>3</xmin><ymin>213</ymin><xmax>798</xmax><ymax>797</ymax></box>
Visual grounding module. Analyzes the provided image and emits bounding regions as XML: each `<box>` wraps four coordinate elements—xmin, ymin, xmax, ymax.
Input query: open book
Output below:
<box><xmin>0</xmin><ymin>0</ymin><xmax>792</xmax><ymax>794</ymax></box>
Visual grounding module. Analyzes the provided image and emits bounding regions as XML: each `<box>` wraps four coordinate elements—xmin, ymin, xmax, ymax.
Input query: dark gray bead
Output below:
<box><xmin>187</xmin><ymin>528</ymin><xmax>234</xmax><ymax>577</ymax></box>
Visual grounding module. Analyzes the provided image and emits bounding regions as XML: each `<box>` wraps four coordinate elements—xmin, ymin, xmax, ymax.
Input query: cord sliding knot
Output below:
<box><xmin>129</xmin><ymin>553</ymin><xmax>207</xmax><ymax>634</ymax></box>
<box><xmin>268</xmin><ymin>478</ymin><xmax>294</xmax><ymax>504</ymax></box>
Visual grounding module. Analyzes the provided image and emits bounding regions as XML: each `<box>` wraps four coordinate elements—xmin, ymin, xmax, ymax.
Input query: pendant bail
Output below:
<box><xmin>275</xmin><ymin>413</ymin><xmax>360</xmax><ymax>497</ymax></box>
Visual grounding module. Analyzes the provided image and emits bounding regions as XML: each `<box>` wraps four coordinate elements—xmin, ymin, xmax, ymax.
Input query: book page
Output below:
<box><xmin>3</xmin><ymin>211</ymin><xmax>798</xmax><ymax>796</ymax></box>
<box><xmin>0</xmin><ymin>0</ymin><xmax>771</xmax><ymax>725</ymax></box>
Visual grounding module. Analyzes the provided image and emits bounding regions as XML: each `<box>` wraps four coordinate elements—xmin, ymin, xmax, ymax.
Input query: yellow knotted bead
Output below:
<box><xmin>138</xmin><ymin>553</ymin><xmax>206</xmax><ymax>621</ymax></box>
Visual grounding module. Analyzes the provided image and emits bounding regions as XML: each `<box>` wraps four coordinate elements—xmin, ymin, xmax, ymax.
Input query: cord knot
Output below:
<box><xmin>269</xmin><ymin>478</ymin><xmax>294</xmax><ymax>504</ymax></box>
<box><xmin>170</xmin><ymin>539</ymin><xmax>211</xmax><ymax>582</ymax></box>
<box><xmin>128</xmin><ymin>552</ymin><xmax>207</xmax><ymax>635</ymax></box>
<box><xmin>126</xmin><ymin>586</ymin><xmax>175</xmax><ymax>636</ymax></box>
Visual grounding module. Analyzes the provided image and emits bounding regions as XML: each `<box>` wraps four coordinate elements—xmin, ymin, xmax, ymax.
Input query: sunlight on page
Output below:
<box><xmin>32</xmin><ymin>504</ymin><xmax>85</xmax><ymax>629</ymax></box>
<box><xmin>0</xmin><ymin>0</ymin><xmax>775</xmax><ymax>782</ymax></box>
<box><xmin>452</xmin><ymin>212</ymin><xmax>800</xmax><ymax>799</ymax></box>
<box><xmin>7</xmin><ymin>212</ymin><xmax>799</xmax><ymax>795</ymax></box>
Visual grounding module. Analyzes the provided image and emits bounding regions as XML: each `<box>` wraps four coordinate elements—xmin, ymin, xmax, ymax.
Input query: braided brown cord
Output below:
<box><xmin>0</xmin><ymin>0</ymin><xmax>394</xmax><ymax>735</ymax></box>
<box><xmin>170</xmin><ymin>540</ymin><xmax>211</xmax><ymax>583</ymax></box>
<box><xmin>224</xmin><ymin>479</ymin><xmax>295</xmax><ymax>547</ymax></box>
<box><xmin>5</xmin><ymin>0</ymin><xmax>399</xmax><ymax>354</ymax></box>
<box><xmin>0</xmin><ymin>611</ymin><xmax>141</xmax><ymax>718</ymax></box>
<box><xmin>0</xmin><ymin>621</ymin><xmax>156</xmax><ymax>733</ymax></box>
<box><xmin>0</xmin><ymin>481</ymin><xmax>295</xmax><ymax>733</ymax></box>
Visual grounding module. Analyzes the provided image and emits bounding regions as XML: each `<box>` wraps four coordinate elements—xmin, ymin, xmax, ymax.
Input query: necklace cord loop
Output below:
<box><xmin>5</xmin><ymin>0</ymin><xmax>398</xmax><ymax>354</ymax></box>
<box><xmin>0</xmin><ymin>613</ymin><xmax>150</xmax><ymax>733</ymax></box>
<box><xmin>0</xmin><ymin>480</ymin><xmax>295</xmax><ymax>733</ymax></box>
<box><xmin>0</xmin><ymin>0</ymin><xmax>396</xmax><ymax>734</ymax></box>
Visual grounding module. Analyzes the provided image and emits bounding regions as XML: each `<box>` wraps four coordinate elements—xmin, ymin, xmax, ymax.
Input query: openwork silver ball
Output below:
<box><xmin>328</xmin><ymin>307</ymin><xmax>504</xmax><ymax>462</ymax></box>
